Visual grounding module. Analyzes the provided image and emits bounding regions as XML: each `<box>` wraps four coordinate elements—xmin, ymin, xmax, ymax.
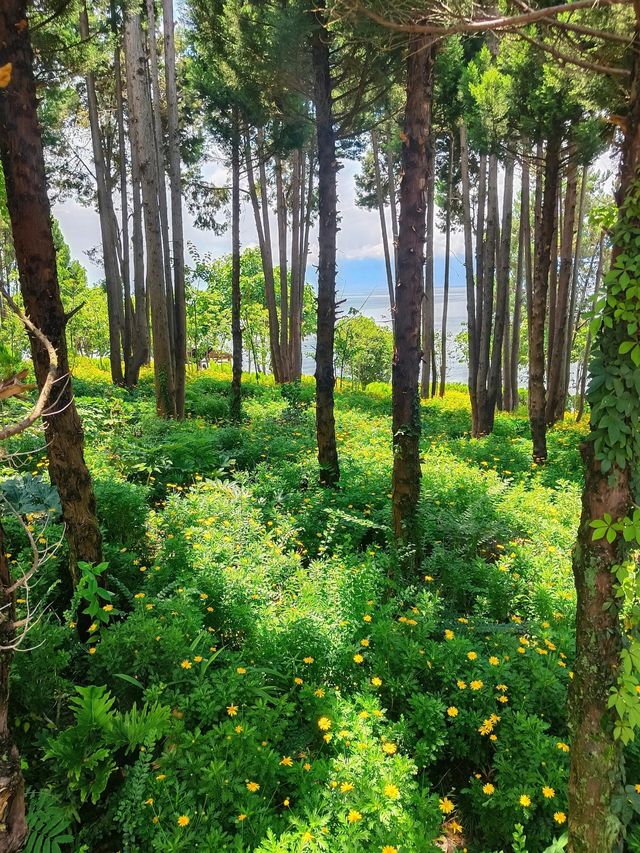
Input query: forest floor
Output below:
<box><xmin>5</xmin><ymin>362</ymin><xmax>640</xmax><ymax>852</ymax></box>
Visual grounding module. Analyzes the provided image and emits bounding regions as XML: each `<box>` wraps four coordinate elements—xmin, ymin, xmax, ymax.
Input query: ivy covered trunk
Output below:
<box><xmin>568</xmin><ymin>12</ymin><xmax>640</xmax><ymax>848</ymax></box>
<box><xmin>391</xmin><ymin>34</ymin><xmax>435</xmax><ymax>549</ymax></box>
<box><xmin>0</xmin><ymin>0</ymin><xmax>102</xmax><ymax>582</ymax></box>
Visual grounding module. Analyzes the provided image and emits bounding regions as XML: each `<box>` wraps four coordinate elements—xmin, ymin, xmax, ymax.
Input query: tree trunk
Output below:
<box><xmin>547</xmin><ymin>191</ymin><xmax>560</xmax><ymax>383</ymax></box>
<box><xmin>439</xmin><ymin>133</ymin><xmax>453</xmax><ymax>398</ymax></box>
<box><xmin>475</xmin><ymin>152</ymin><xmax>499</xmax><ymax>435</ymax></box>
<box><xmin>289</xmin><ymin>148</ymin><xmax>302</xmax><ymax>378</ymax></box>
<box><xmin>230</xmin><ymin>112</ymin><xmax>242</xmax><ymax>422</ymax></box>
<box><xmin>0</xmin><ymin>1</ymin><xmax>102</xmax><ymax>582</ymax></box>
<box><xmin>576</xmin><ymin>235</ymin><xmax>604</xmax><ymax>422</ymax></box>
<box><xmin>386</xmin><ymin>123</ymin><xmax>399</xmax><ymax>283</ymax></box>
<box><xmin>145</xmin><ymin>0</ymin><xmax>175</xmax><ymax>358</ymax></box>
<box><xmin>125</xmin><ymin>12</ymin><xmax>177</xmax><ymax>417</ymax></box>
<box><xmin>562</xmin><ymin>164</ymin><xmax>589</xmax><ymax>415</ymax></box>
<box><xmin>460</xmin><ymin>122</ymin><xmax>479</xmax><ymax>433</ymax></box>
<box><xmin>392</xmin><ymin>34</ymin><xmax>435</xmax><ymax>551</ymax></box>
<box><xmin>475</xmin><ymin>152</ymin><xmax>487</xmax><ymax>344</ymax></box>
<box><xmin>163</xmin><ymin>0</ymin><xmax>187</xmax><ymax>417</ymax></box>
<box><xmin>547</xmin><ymin>150</ymin><xmax>578</xmax><ymax>424</ymax></box>
<box><xmin>311</xmin><ymin>5</ymin><xmax>340</xmax><ymax>486</ymax></box>
<box><xmin>275</xmin><ymin>156</ymin><xmax>289</xmax><ymax>363</ymax></box>
<box><xmin>79</xmin><ymin>5</ymin><xmax>124</xmax><ymax>386</ymax></box>
<box><xmin>509</xmin><ymin>149</ymin><xmax>530</xmax><ymax>410</ymax></box>
<box><xmin>528</xmin><ymin>132</ymin><xmax>560</xmax><ymax>463</ymax></box>
<box><xmin>420</xmin><ymin>136</ymin><xmax>435</xmax><ymax>399</ymax></box>
<box><xmin>372</xmin><ymin>128</ymin><xmax>395</xmax><ymax>327</ymax></box>
<box><xmin>483</xmin><ymin>153</ymin><xmax>513</xmax><ymax>433</ymax></box>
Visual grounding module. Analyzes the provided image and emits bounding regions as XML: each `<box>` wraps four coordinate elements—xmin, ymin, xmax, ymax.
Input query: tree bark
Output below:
<box><xmin>460</xmin><ymin>122</ymin><xmax>478</xmax><ymax>433</ymax></box>
<box><xmin>420</xmin><ymin>135</ymin><xmax>435</xmax><ymax>399</ymax></box>
<box><xmin>528</xmin><ymin>132</ymin><xmax>560</xmax><ymax>463</ymax></box>
<box><xmin>125</xmin><ymin>12</ymin><xmax>176</xmax><ymax>417</ymax></box>
<box><xmin>0</xmin><ymin>1</ymin><xmax>102</xmax><ymax>582</ymax></box>
<box><xmin>387</xmin><ymin>123</ymin><xmax>399</xmax><ymax>284</ymax></box>
<box><xmin>439</xmin><ymin>133</ymin><xmax>453</xmax><ymax>398</ymax></box>
<box><xmin>547</xmin><ymin>150</ymin><xmax>578</xmax><ymax>424</ymax></box>
<box><xmin>311</xmin><ymin>5</ymin><xmax>340</xmax><ymax>486</ymax></box>
<box><xmin>372</xmin><ymin>128</ymin><xmax>395</xmax><ymax>327</ymax></box>
<box><xmin>509</xmin><ymin>149</ymin><xmax>530</xmax><ymax>411</ymax></box>
<box><xmin>230</xmin><ymin>111</ymin><xmax>242</xmax><ymax>422</ymax></box>
<box><xmin>163</xmin><ymin>0</ymin><xmax>187</xmax><ymax>417</ymax></box>
<box><xmin>275</xmin><ymin>156</ymin><xmax>289</xmax><ymax>361</ymax></box>
<box><xmin>289</xmin><ymin>148</ymin><xmax>302</xmax><ymax>378</ymax></box>
<box><xmin>576</xmin><ymin>235</ymin><xmax>604</xmax><ymax>422</ymax></box>
<box><xmin>79</xmin><ymin>5</ymin><xmax>124</xmax><ymax>386</ymax></box>
<box><xmin>392</xmin><ymin>34</ymin><xmax>435</xmax><ymax>551</ymax></box>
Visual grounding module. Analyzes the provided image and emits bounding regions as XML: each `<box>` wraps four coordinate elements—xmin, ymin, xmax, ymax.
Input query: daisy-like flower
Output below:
<box><xmin>470</xmin><ymin>680</ymin><xmax>484</xmax><ymax>690</ymax></box>
<box><xmin>467</xmin><ymin>651</ymin><xmax>478</xmax><ymax>660</ymax></box>
<box><xmin>318</xmin><ymin>716</ymin><xmax>331</xmax><ymax>731</ymax></box>
<box><xmin>303</xmin><ymin>656</ymin><xmax>314</xmax><ymax>664</ymax></box>
<box><xmin>383</xmin><ymin>783</ymin><xmax>400</xmax><ymax>799</ymax></box>
<box><xmin>180</xmin><ymin>660</ymin><xmax>192</xmax><ymax>670</ymax></box>
<box><xmin>353</xmin><ymin>654</ymin><xmax>364</xmax><ymax>664</ymax></box>
<box><xmin>483</xmin><ymin>783</ymin><xmax>495</xmax><ymax>795</ymax></box>
<box><xmin>542</xmin><ymin>786</ymin><xmax>555</xmax><ymax>799</ymax></box>
<box><xmin>340</xmin><ymin>782</ymin><xmax>354</xmax><ymax>793</ymax></box>
<box><xmin>177</xmin><ymin>815</ymin><xmax>190</xmax><ymax>827</ymax></box>
<box><xmin>439</xmin><ymin>797</ymin><xmax>455</xmax><ymax>814</ymax></box>
<box><xmin>371</xmin><ymin>676</ymin><xmax>382</xmax><ymax>687</ymax></box>
<box><xmin>347</xmin><ymin>809</ymin><xmax>362</xmax><ymax>823</ymax></box>
<box><xmin>519</xmin><ymin>794</ymin><xmax>531</xmax><ymax>808</ymax></box>
<box><xmin>382</xmin><ymin>742</ymin><xmax>397</xmax><ymax>755</ymax></box>
<box><xmin>444</xmin><ymin>629</ymin><xmax>455</xmax><ymax>640</ymax></box>
<box><xmin>280</xmin><ymin>756</ymin><xmax>293</xmax><ymax>766</ymax></box>
<box><xmin>447</xmin><ymin>706</ymin><xmax>458</xmax><ymax>718</ymax></box>
<box><xmin>227</xmin><ymin>704</ymin><xmax>238</xmax><ymax>716</ymax></box>
<box><xmin>554</xmin><ymin>812</ymin><xmax>566</xmax><ymax>824</ymax></box>
<box><xmin>246</xmin><ymin>781</ymin><xmax>260</xmax><ymax>792</ymax></box>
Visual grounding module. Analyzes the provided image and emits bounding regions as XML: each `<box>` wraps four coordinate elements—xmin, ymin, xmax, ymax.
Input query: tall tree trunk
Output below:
<box><xmin>230</xmin><ymin>112</ymin><xmax>242</xmax><ymax>422</ymax></box>
<box><xmin>475</xmin><ymin>152</ymin><xmax>487</xmax><ymax>343</ymax></box>
<box><xmin>245</xmin><ymin>136</ymin><xmax>284</xmax><ymax>383</ymax></box>
<box><xmin>576</xmin><ymin>234</ymin><xmax>604</xmax><ymax>422</ymax></box>
<box><xmin>392</xmin><ymin>34</ymin><xmax>435</xmax><ymax>551</ymax></box>
<box><xmin>439</xmin><ymin>133</ymin><xmax>453</xmax><ymax>398</ymax></box>
<box><xmin>528</xmin><ymin>132</ymin><xmax>560</xmax><ymax>463</ymax></box>
<box><xmin>128</xmin><ymin>85</ymin><xmax>150</xmax><ymax>374</ymax></box>
<box><xmin>484</xmin><ymin>153</ymin><xmax>513</xmax><ymax>432</ymax></box>
<box><xmin>460</xmin><ymin>122</ymin><xmax>479</xmax><ymax>433</ymax></box>
<box><xmin>509</xmin><ymin>150</ymin><xmax>530</xmax><ymax>410</ymax></box>
<box><xmin>275</xmin><ymin>156</ymin><xmax>289</xmax><ymax>366</ymax></box>
<box><xmin>111</xmin><ymin>0</ymin><xmax>135</xmax><ymax>387</ymax></box>
<box><xmin>79</xmin><ymin>5</ymin><xmax>124</xmax><ymax>386</ymax></box>
<box><xmin>163</xmin><ymin>0</ymin><xmax>187</xmax><ymax>417</ymax></box>
<box><xmin>145</xmin><ymin>0</ymin><xmax>175</xmax><ymax>357</ymax></box>
<box><xmin>311</xmin><ymin>5</ymin><xmax>339</xmax><ymax>486</ymax></box>
<box><xmin>372</xmin><ymin>128</ymin><xmax>395</xmax><ymax>327</ymax></box>
<box><xmin>547</xmin><ymin>150</ymin><xmax>578</xmax><ymax>424</ymax></box>
<box><xmin>420</xmin><ymin>137</ymin><xmax>435</xmax><ymax>398</ymax></box>
<box><xmin>475</xmin><ymin>152</ymin><xmax>499</xmax><ymax>435</ymax></box>
<box><xmin>289</xmin><ymin>148</ymin><xmax>302</xmax><ymax>378</ymax></box>
<box><xmin>125</xmin><ymin>13</ymin><xmax>176</xmax><ymax>417</ymax></box>
<box><xmin>0</xmin><ymin>1</ymin><xmax>102</xmax><ymax>581</ymax></box>
<box><xmin>386</xmin><ymin>123</ymin><xmax>399</xmax><ymax>283</ymax></box>
<box><xmin>562</xmin><ymin>164</ymin><xmax>589</xmax><ymax>415</ymax></box>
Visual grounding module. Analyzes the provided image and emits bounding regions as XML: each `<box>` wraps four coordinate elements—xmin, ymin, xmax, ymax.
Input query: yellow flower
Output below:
<box><xmin>318</xmin><ymin>716</ymin><xmax>331</xmax><ymax>731</ymax></box>
<box><xmin>470</xmin><ymin>680</ymin><xmax>483</xmax><ymax>690</ymax></box>
<box><xmin>340</xmin><ymin>782</ymin><xmax>354</xmax><ymax>793</ymax></box>
<box><xmin>353</xmin><ymin>653</ymin><xmax>364</xmax><ymax>664</ymax></box>
<box><xmin>371</xmin><ymin>676</ymin><xmax>382</xmax><ymax>687</ymax></box>
<box><xmin>177</xmin><ymin>815</ymin><xmax>190</xmax><ymax>827</ymax></box>
<box><xmin>227</xmin><ymin>704</ymin><xmax>238</xmax><ymax>716</ymax></box>
<box><xmin>444</xmin><ymin>629</ymin><xmax>455</xmax><ymax>640</ymax></box>
<box><xmin>314</xmin><ymin>688</ymin><xmax>325</xmax><ymax>697</ymax></box>
<box><xmin>323</xmin><ymin>733</ymin><xmax>332</xmax><ymax>742</ymax></box>
<box><xmin>467</xmin><ymin>651</ymin><xmax>477</xmax><ymax>660</ymax></box>
<box><xmin>88</xmin><ymin>623</ymin><xmax>98</xmax><ymax>633</ymax></box>
<box><xmin>382</xmin><ymin>847</ymin><xmax>398</xmax><ymax>853</ymax></box>
<box><xmin>194</xmin><ymin>655</ymin><xmax>203</xmax><ymax>663</ymax></box>
<box><xmin>180</xmin><ymin>660</ymin><xmax>192</xmax><ymax>670</ymax></box>
<box><xmin>424</xmin><ymin>575</ymin><xmax>434</xmax><ymax>582</ymax></box>
<box><xmin>360</xmin><ymin>639</ymin><xmax>370</xmax><ymax>647</ymax></box>
<box><xmin>517</xmin><ymin>646</ymin><xmax>526</xmax><ymax>654</ymax></box>
<box><xmin>363</xmin><ymin>614</ymin><xmax>372</xmax><ymax>623</ymax></box>
<box><xmin>636</xmin><ymin>784</ymin><xmax>640</xmax><ymax>794</ymax></box>
<box><xmin>301</xmin><ymin>831</ymin><xmax>313</xmax><ymax>842</ymax></box>
<box><xmin>382</xmin><ymin>742</ymin><xmax>397</xmax><ymax>755</ymax></box>
<box><xmin>439</xmin><ymin>797</ymin><xmax>454</xmax><ymax>814</ymax></box>
<box><xmin>234</xmin><ymin>725</ymin><xmax>243</xmax><ymax>733</ymax></box>
<box><xmin>557</xmin><ymin>742</ymin><xmax>570</xmax><ymax>752</ymax></box>
<box><xmin>303</xmin><ymin>656</ymin><xmax>314</xmax><ymax>664</ymax></box>
<box><xmin>519</xmin><ymin>794</ymin><xmax>531</xmax><ymax>807</ymax></box>
<box><xmin>347</xmin><ymin>809</ymin><xmax>362</xmax><ymax>823</ymax></box>
<box><xmin>89</xmin><ymin>647</ymin><xmax>97</xmax><ymax>655</ymax></box>
<box><xmin>237</xmin><ymin>667</ymin><xmax>247</xmax><ymax>674</ymax></box>
<box><xmin>483</xmin><ymin>783</ymin><xmax>495</xmax><ymax>795</ymax></box>
<box><xmin>102</xmin><ymin>604</ymin><xmax>114</xmax><ymax>612</ymax></box>
<box><xmin>238</xmin><ymin>813</ymin><xmax>247</xmax><ymax>821</ymax></box>
<box><xmin>134</xmin><ymin>593</ymin><xmax>145</xmax><ymax>599</ymax></box>
<box><xmin>280</xmin><ymin>756</ymin><xmax>293</xmax><ymax>766</ymax></box>
<box><xmin>303</xmin><ymin>762</ymin><xmax>311</xmax><ymax>771</ymax></box>
<box><xmin>488</xmin><ymin>656</ymin><xmax>500</xmax><ymax>666</ymax></box>
<box><xmin>156</xmin><ymin>774</ymin><xmax>166</xmax><ymax>781</ymax></box>
<box><xmin>447</xmin><ymin>706</ymin><xmax>458</xmax><ymax>718</ymax></box>
<box><xmin>554</xmin><ymin>812</ymin><xmax>566</xmax><ymax>824</ymax></box>
<box><xmin>496</xmin><ymin>684</ymin><xmax>508</xmax><ymax>692</ymax></box>
<box><xmin>246</xmin><ymin>781</ymin><xmax>260</xmax><ymax>792</ymax></box>
<box><xmin>383</xmin><ymin>783</ymin><xmax>400</xmax><ymax>799</ymax></box>
<box><xmin>294</xmin><ymin>677</ymin><xmax>304</xmax><ymax>685</ymax></box>
<box><xmin>542</xmin><ymin>786</ymin><xmax>555</xmax><ymax>799</ymax></box>
<box><xmin>457</xmin><ymin>680</ymin><xmax>467</xmax><ymax>690</ymax></box>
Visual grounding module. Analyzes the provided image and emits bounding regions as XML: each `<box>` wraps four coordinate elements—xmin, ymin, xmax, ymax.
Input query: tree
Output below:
<box><xmin>391</xmin><ymin>32</ymin><xmax>436</xmax><ymax>553</ymax></box>
<box><xmin>0</xmin><ymin>0</ymin><xmax>102</xmax><ymax>584</ymax></box>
